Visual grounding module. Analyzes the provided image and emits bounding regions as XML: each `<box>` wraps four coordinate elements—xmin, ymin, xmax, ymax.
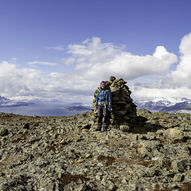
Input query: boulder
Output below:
<box><xmin>164</xmin><ymin>128</ymin><xmax>184</xmax><ymax>141</ymax></box>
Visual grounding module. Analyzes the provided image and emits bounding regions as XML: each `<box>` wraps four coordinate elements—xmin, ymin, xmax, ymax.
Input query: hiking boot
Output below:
<box><xmin>103</xmin><ymin>127</ymin><xmax>107</xmax><ymax>132</ymax></box>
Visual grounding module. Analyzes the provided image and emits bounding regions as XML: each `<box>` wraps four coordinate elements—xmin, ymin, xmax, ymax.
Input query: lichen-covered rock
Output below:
<box><xmin>171</xmin><ymin>159</ymin><xmax>189</xmax><ymax>173</ymax></box>
<box><xmin>164</xmin><ymin>128</ymin><xmax>184</xmax><ymax>141</ymax></box>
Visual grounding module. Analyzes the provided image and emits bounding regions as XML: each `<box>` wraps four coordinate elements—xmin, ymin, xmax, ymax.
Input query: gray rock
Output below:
<box><xmin>171</xmin><ymin>159</ymin><xmax>189</xmax><ymax>173</ymax></box>
<box><xmin>164</xmin><ymin>128</ymin><xmax>184</xmax><ymax>141</ymax></box>
<box><xmin>23</xmin><ymin>123</ymin><xmax>30</xmax><ymax>129</ymax></box>
<box><xmin>0</xmin><ymin>128</ymin><xmax>9</xmax><ymax>136</ymax></box>
<box><xmin>119</xmin><ymin>124</ymin><xmax>130</xmax><ymax>132</ymax></box>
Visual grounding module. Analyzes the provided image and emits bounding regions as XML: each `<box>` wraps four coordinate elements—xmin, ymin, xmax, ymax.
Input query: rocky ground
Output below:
<box><xmin>0</xmin><ymin>110</ymin><xmax>191</xmax><ymax>191</ymax></box>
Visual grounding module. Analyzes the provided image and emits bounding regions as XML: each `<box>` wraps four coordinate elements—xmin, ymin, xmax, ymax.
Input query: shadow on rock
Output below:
<box><xmin>130</xmin><ymin>115</ymin><xmax>164</xmax><ymax>134</ymax></box>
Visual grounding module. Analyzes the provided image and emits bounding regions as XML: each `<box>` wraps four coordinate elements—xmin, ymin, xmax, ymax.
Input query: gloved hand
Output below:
<box><xmin>108</xmin><ymin>106</ymin><xmax>112</xmax><ymax>112</ymax></box>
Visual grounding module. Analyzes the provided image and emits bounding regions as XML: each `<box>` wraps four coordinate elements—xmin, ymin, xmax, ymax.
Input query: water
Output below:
<box><xmin>0</xmin><ymin>102</ymin><xmax>90</xmax><ymax>116</ymax></box>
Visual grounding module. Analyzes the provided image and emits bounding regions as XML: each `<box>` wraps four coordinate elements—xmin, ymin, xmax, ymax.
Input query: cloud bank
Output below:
<box><xmin>0</xmin><ymin>61</ymin><xmax>94</xmax><ymax>103</ymax></box>
<box><xmin>162</xmin><ymin>33</ymin><xmax>191</xmax><ymax>88</ymax></box>
<box><xmin>133</xmin><ymin>32</ymin><xmax>191</xmax><ymax>100</ymax></box>
<box><xmin>1</xmin><ymin>33</ymin><xmax>191</xmax><ymax>103</ymax></box>
<box><xmin>64</xmin><ymin>37</ymin><xmax>177</xmax><ymax>80</ymax></box>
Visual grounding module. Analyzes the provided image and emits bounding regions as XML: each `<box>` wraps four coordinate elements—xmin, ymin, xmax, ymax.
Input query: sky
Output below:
<box><xmin>1</xmin><ymin>0</ymin><xmax>191</xmax><ymax>104</ymax></box>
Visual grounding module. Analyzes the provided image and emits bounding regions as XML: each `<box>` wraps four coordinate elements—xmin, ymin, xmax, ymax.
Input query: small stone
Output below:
<box><xmin>107</xmin><ymin>180</ymin><xmax>116</xmax><ymax>190</ymax></box>
<box><xmin>95</xmin><ymin>175</ymin><xmax>102</xmax><ymax>181</ymax></box>
<box><xmin>78</xmin><ymin>184</ymin><xmax>93</xmax><ymax>191</ymax></box>
<box><xmin>171</xmin><ymin>159</ymin><xmax>188</xmax><ymax>173</ymax></box>
<box><xmin>137</xmin><ymin>145</ymin><xmax>148</xmax><ymax>156</ymax></box>
<box><xmin>0</xmin><ymin>128</ymin><xmax>9</xmax><ymax>136</ymax></box>
<box><xmin>97</xmin><ymin>162</ymin><xmax>104</xmax><ymax>167</ymax></box>
<box><xmin>109</xmin><ymin>76</ymin><xmax>116</xmax><ymax>82</ymax></box>
<box><xmin>23</xmin><ymin>123</ymin><xmax>30</xmax><ymax>129</ymax></box>
<box><xmin>85</xmin><ymin>154</ymin><xmax>92</xmax><ymax>159</ymax></box>
<box><xmin>173</xmin><ymin>174</ymin><xmax>184</xmax><ymax>182</ymax></box>
<box><xmin>82</xmin><ymin>124</ymin><xmax>91</xmax><ymax>129</ymax></box>
<box><xmin>82</xmin><ymin>129</ymin><xmax>89</xmax><ymax>132</ymax></box>
<box><xmin>121</xmin><ymin>177</ymin><xmax>128</xmax><ymax>184</ymax></box>
<box><xmin>119</xmin><ymin>124</ymin><xmax>130</xmax><ymax>132</ymax></box>
<box><xmin>60</xmin><ymin>139</ymin><xmax>68</xmax><ymax>145</ymax></box>
<box><xmin>74</xmin><ymin>159</ymin><xmax>84</xmax><ymax>163</ymax></box>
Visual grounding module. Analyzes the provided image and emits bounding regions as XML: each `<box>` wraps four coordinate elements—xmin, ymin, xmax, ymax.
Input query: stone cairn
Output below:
<box><xmin>92</xmin><ymin>76</ymin><xmax>137</xmax><ymax>131</ymax></box>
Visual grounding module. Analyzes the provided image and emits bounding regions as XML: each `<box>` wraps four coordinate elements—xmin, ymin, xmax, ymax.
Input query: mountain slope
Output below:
<box><xmin>0</xmin><ymin>96</ymin><xmax>10</xmax><ymax>105</ymax></box>
<box><xmin>135</xmin><ymin>97</ymin><xmax>191</xmax><ymax>113</ymax></box>
<box><xmin>0</xmin><ymin>96</ymin><xmax>30</xmax><ymax>107</ymax></box>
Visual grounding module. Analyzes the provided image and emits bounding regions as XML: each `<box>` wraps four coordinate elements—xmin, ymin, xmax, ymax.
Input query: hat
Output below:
<box><xmin>100</xmin><ymin>81</ymin><xmax>106</xmax><ymax>86</ymax></box>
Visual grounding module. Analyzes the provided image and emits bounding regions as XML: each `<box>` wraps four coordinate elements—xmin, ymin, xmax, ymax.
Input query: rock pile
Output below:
<box><xmin>92</xmin><ymin>76</ymin><xmax>137</xmax><ymax>130</ymax></box>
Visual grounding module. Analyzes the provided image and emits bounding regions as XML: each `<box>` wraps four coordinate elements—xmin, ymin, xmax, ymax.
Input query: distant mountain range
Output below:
<box><xmin>0</xmin><ymin>96</ymin><xmax>30</xmax><ymax>107</ymax></box>
<box><xmin>1</xmin><ymin>95</ymin><xmax>191</xmax><ymax>115</ymax></box>
<box><xmin>64</xmin><ymin>102</ymin><xmax>91</xmax><ymax>112</ymax></box>
<box><xmin>135</xmin><ymin>97</ymin><xmax>191</xmax><ymax>113</ymax></box>
<box><xmin>0</xmin><ymin>96</ymin><xmax>91</xmax><ymax>116</ymax></box>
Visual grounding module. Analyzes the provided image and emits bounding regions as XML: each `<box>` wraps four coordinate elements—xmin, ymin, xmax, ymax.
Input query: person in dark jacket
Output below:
<box><xmin>95</xmin><ymin>81</ymin><xmax>112</xmax><ymax>131</ymax></box>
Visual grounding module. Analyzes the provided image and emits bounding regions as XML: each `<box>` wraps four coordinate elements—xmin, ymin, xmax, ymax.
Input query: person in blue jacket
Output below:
<box><xmin>95</xmin><ymin>81</ymin><xmax>112</xmax><ymax>131</ymax></box>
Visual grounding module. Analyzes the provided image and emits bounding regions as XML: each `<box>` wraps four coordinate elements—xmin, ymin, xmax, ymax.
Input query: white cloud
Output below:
<box><xmin>27</xmin><ymin>61</ymin><xmax>58</xmax><ymax>66</ymax></box>
<box><xmin>46</xmin><ymin>45</ymin><xmax>65</xmax><ymax>51</ymax></box>
<box><xmin>0</xmin><ymin>61</ymin><xmax>96</xmax><ymax>103</ymax></box>
<box><xmin>129</xmin><ymin>33</ymin><xmax>191</xmax><ymax>101</ymax></box>
<box><xmin>2</xmin><ymin>35</ymin><xmax>191</xmax><ymax>104</ymax></box>
<box><xmin>131</xmin><ymin>84</ymin><xmax>191</xmax><ymax>101</ymax></box>
<box><xmin>61</xmin><ymin>57</ymin><xmax>76</xmax><ymax>65</ymax></box>
<box><xmin>0</xmin><ymin>61</ymin><xmax>16</xmax><ymax>75</ymax></box>
<box><xmin>67</xmin><ymin>37</ymin><xmax>123</xmax><ymax>57</ymax></box>
<box><xmin>179</xmin><ymin>33</ymin><xmax>191</xmax><ymax>55</ymax></box>
<box><xmin>64</xmin><ymin>37</ymin><xmax>177</xmax><ymax>81</ymax></box>
<box><xmin>11</xmin><ymin>58</ymin><xmax>17</xmax><ymax>61</ymax></box>
<box><xmin>161</xmin><ymin>33</ymin><xmax>191</xmax><ymax>88</ymax></box>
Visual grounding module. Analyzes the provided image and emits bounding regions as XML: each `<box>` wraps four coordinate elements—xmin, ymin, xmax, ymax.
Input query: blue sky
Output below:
<box><xmin>1</xmin><ymin>0</ymin><xmax>191</xmax><ymax>103</ymax></box>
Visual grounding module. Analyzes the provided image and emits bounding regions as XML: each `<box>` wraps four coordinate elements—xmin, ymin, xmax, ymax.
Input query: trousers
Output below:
<box><xmin>97</xmin><ymin>104</ymin><xmax>109</xmax><ymax>130</ymax></box>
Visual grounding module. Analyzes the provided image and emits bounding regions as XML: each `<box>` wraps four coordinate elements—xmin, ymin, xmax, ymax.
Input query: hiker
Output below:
<box><xmin>95</xmin><ymin>81</ymin><xmax>112</xmax><ymax>131</ymax></box>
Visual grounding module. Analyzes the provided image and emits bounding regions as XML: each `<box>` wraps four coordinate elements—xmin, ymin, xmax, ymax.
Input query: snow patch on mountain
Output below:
<box><xmin>135</xmin><ymin>97</ymin><xmax>191</xmax><ymax>113</ymax></box>
<box><xmin>0</xmin><ymin>96</ymin><xmax>31</xmax><ymax>107</ymax></box>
